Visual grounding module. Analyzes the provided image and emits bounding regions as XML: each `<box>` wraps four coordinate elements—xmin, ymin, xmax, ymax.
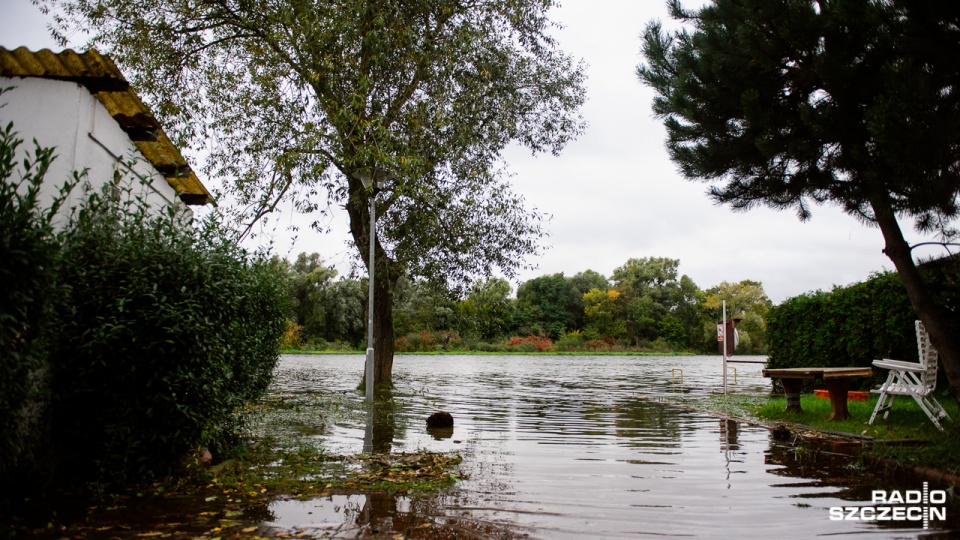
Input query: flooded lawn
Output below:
<box><xmin>255</xmin><ymin>354</ymin><xmax>960</xmax><ymax>538</ymax></box>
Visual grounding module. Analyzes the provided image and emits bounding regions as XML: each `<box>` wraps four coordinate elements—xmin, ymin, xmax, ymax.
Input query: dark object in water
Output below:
<box><xmin>427</xmin><ymin>411</ymin><xmax>454</xmax><ymax>428</ymax></box>
<box><xmin>772</xmin><ymin>424</ymin><xmax>792</xmax><ymax>441</ymax></box>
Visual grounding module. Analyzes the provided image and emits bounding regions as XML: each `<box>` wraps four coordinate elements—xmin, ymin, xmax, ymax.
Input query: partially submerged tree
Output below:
<box><xmin>47</xmin><ymin>0</ymin><xmax>586</xmax><ymax>388</ymax></box>
<box><xmin>638</xmin><ymin>0</ymin><xmax>960</xmax><ymax>401</ymax></box>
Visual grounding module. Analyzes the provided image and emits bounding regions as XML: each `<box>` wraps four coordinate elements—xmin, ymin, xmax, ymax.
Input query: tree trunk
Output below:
<box><xmin>346</xmin><ymin>175</ymin><xmax>401</xmax><ymax>391</ymax></box>
<box><xmin>871</xmin><ymin>195</ymin><xmax>960</xmax><ymax>405</ymax></box>
<box><xmin>371</xmin><ymin>272</ymin><xmax>396</xmax><ymax>388</ymax></box>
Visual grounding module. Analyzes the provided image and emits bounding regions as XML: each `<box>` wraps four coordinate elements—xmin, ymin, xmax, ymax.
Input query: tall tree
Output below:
<box><xmin>701</xmin><ymin>280</ymin><xmax>772</xmax><ymax>355</ymax></box>
<box><xmin>639</xmin><ymin>0</ymin><xmax>960</xmax><ymax>400</ymax></box>
<box><xmin>611</xmin><ymin>257</ymin><xmax>690</xmax><ymax>344</ymax></box>
<box><xmin>568</xmin><ymin>269</ymin><xmax>610</xmax><ymax>330</ymax></box>
<box><xmin>456</xmin><ymin>278</ymin><xmax>515</xmax><ymax>340</ymax></box>
<box><xmin>515</xmin><ymin>273</ymin><xmax>581</xmax><ymax>339</ymax></box>
<box><xmin>48</xmin><ymin>0</ymin><xmax>587</xmax><ymax>388</ymax></box>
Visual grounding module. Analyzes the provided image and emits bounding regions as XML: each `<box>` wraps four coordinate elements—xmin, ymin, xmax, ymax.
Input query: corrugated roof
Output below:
<box><xmin>0</xmin><ymin>47</ymin><xmax>213</xmax><ymax>205</ymax></box>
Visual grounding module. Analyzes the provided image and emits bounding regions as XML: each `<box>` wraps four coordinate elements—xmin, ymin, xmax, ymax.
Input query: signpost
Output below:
<box><xmin>721</xmin><ymin>301</ymin><xmax>727</xmax><ymax>394</ymax></box>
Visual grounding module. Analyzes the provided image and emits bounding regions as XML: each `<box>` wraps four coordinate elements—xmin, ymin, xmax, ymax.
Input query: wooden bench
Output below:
<box><xmin>762</xmin><ymin>367</ymin><xmax>873</xmax><ymax>421</ymax></box>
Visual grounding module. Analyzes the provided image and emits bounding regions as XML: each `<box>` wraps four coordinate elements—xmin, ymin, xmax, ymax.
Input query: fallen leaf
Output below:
<box><xmin>241</xmin><ymin>527</ymin><xmax>258</xmax><ymax>533</ymax></box>
<box><xmin>137</xmin><ymin>532</ymin><xmax>165</xmax><ymax>537</ymax></box>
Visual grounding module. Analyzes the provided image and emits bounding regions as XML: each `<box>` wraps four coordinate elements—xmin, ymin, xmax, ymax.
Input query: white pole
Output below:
<box><xmin>722</xmin><ymin>300</ymin><xmax>727</xmax><ymax>395</ymax></box>
<box><xmin>365</xmin><ymin>190</ymin><xmax>375</xmax><ymax>402</ymax></box>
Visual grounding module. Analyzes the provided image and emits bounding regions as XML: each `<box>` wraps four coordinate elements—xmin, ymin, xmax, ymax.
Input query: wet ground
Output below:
<box><xmin>14</xmin><ymin>354</ymin><xmax>960</xmax><ymax>538</ymax></box>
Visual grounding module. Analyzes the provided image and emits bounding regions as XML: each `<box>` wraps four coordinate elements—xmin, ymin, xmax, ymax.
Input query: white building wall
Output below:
<box><xmin>0</xmin><ymin>76</ymin><xmax>190</xmax><ymax>225</ymax></box>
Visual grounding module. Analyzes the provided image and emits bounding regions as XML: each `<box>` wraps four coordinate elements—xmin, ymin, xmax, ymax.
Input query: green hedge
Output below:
<box><xmin>1</xmin><ymin>119</ymin><xmax>288</xmax><ymax>493</ymax></box>
<box><xmin>48</xmin><ymin>187</ymin><xmax>287</xmax><ymax>483</ymax></box>
<box><xmin>0</xmin><ymin>122</ymin><xmax>77</xmax><ymax>493</ymax></box>
<box><xmin>767</xmin><ymin>266</ymin><xmax>960</xmax><ymax>389</ymax></box>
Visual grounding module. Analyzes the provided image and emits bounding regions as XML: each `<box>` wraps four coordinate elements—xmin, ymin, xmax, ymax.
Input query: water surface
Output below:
<box><xmin>261</xmin><ymin>354</ymin><xmax>958</xmax><ymax>538</ymax></box>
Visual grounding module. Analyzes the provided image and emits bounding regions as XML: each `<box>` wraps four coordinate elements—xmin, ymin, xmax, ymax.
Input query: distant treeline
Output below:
<box><xmin>273</xmin><ymin>254</ymin><xmax>772</xmax><ymax>354</ymax></box>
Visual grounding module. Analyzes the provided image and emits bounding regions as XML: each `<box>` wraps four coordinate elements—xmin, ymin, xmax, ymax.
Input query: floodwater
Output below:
<box><xmin>258</xmin><ymin>354</ymin><xmax>960</xmax><ymax>539</ymax></box>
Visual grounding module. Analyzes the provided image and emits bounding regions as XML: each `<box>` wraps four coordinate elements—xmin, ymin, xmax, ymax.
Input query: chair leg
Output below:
<box><xmin>883</xmin><ymin>395</ymin><xmax>895</xmax><ymax>419</ymax></box>
<box><xmin>920</xmin><ymin>395</ymin><xmax>951</xmax><ymax>430</ymax></box>
<box><xmin>869</xmin><ymin>390</ymin><xmax>892</xmax><ymax>425</ymax></box>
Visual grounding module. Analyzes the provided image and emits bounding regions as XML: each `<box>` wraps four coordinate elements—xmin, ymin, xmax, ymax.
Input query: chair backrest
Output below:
<box><xmin>915</xmin><ymin>320</ymin><xmax>939</xmax><ymax>389</ymax></box>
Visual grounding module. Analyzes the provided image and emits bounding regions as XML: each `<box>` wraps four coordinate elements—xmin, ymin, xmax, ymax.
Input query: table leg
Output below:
<box><xmin>781</xmin><ymin>379</ymin><xmax>802</xmax><ymax>412</ymax></box>
<box><xmin>826</xmin><ymin>379</ymin><xmax>851</xmax><ymax>421</ymax></box>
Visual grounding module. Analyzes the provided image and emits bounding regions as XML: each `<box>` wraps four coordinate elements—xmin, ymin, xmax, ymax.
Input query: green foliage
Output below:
<box><xmin>393</xmin><ymin>277</ymin><xmax>457</xmax><ymax>336</ymax></box>
<box><xmin>515</xmin><ymin>273</ymin><xmax>581</xmax><ymax>339</ymax></box>
<box><xmin>638</xmin><ymin>0</ymin><xmax>960</xmax><ymax>388</ymax></box>
<box><xmin>0</xmin><ymin>120</ymin><xmax>78</xmax><ymax>496</ymax></box>
<box><xmin>395</xmin><ymin>331</ymin><xmax>462</xmax><ymax>353</ymax></box>
<box><xmin>554</xmin><ymin>330</ymin><xmax>586</xmax><ymax>352</ymax></box>
<box><xmin>582</xmin><ymin>287</ymin><xmax>626</xmax><ymax>340</ymax></box>
<box><xmin>638</xmin><ymin>0</ymin><xmax>960</xmax><ymax>225</ymax></box>
<box><xmin>281</xmin><ymin>253</ymin><xmax>365</xmax><ymax>347</ymax></box>
<box><xmin>455</xmin><ymin>278</ymin><xmax>515</xmax><ymax>340</ymax></box>
<box><xmin>48</xmin><ymin>183</ymin><xmax>287</xmax><ymax>483</ymax></box>
<box><xmin>609</xmin><ymin>257</ymin><xmax>706</xmax><ymax>349</ymax></box>
<box><xmin>50</xmin><ymin>0</ymin><xmax>588</xmax><ymax>388</ymax></box>
<box><xmin>700</xmin><ymin>280</ymin><xmax>772</xmax><ymax>355</ymax></box>
<box><xmin>769</xmin><ymin>262</ymin><xmax>960</xmax><ymax>391</ymax></box>
<box><xmin>766</xmin><ymin>272</ymin><xmax>916</xmax><ymax>384</ymax></box>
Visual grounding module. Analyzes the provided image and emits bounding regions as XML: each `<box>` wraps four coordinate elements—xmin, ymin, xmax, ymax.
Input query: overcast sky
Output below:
<box><xmin>2</xmin><ymin>0</ymin><xmax>949</xmax><ymax>303</ymax></box>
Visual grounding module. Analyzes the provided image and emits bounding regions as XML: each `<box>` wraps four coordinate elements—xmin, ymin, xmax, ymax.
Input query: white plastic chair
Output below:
<box><xmin>869</xmin><ymin>320</ymin><xmax>951</xmax><ymax>431</ymax></box>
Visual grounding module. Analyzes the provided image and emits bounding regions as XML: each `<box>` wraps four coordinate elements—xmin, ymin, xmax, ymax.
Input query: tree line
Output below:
<box><xmin>277</xmin><ymin>254</ymin><xmax>771</xmax><ymax>354</ymax></box>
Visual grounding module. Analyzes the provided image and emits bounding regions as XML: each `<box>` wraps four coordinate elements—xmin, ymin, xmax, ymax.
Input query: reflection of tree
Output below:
<box><xmin>719</xmin><ymin>419</ymin><xmax>739</xmax><ymax>451</ymax></box>
<box><xmin>613</xmin><ymin>399</ymin><xmax>683</xmax><ymax>447</ymax></box>
<box><xmin>363</xmin><ymin>389</ymin><xmax>399</xmax><ymax>454</ymax></box>
<box><xmin>356</xmin><ymin>491</ymin><xmax>529</xmax><ymax>538</ymax></box>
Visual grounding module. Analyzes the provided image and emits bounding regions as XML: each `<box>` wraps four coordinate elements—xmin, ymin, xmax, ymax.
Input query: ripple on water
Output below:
<box><xmin>259</xmin><ymin>354</ymin><xmax>960</xmax><ymax>539</ymax></box>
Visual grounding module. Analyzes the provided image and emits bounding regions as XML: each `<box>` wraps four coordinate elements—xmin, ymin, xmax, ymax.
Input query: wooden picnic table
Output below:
<box><xmin>762</xmin><ymin>367</ymin><xmax>873</xmax><ymax>421</ymax></box>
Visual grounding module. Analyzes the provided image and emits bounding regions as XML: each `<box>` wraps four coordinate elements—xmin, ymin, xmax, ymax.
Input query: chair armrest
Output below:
<box><xmin>872</xmin><ymin>359</ymin><xmax>924</xmax><ymax>372</ymax></box>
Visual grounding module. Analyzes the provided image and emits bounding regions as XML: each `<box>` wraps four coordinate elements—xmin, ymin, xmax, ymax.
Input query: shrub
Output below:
<box><xmin>507</xmin><ymin>335</ymin><xmax>553</xmax><ymax>352</ymax></box>
<box><xmin>472</xmin><ymin>341</ymin><xmax>507</xmax><ymax>352</ymax></box>
<box><xmin>555</xmin><ymin>330</ymin><xmax>586</xmax><ymax>351</ymax></box>
<box><xmin>280</xmin><ymin>320</ymin><xmax>305</xmax><ymax>350</ymax></box>
<box><xmin>649</xmin><ymin>337</ymin><xmax>673</xmax><ymax>353</ymax></box>
<box><xmin>395</xmin><ymin>331</ymin><xmax>462</xmax><ymax>352</ymax></box>
<box><xmin>48</xmin><ymin>182</ymin><xmax>288</xmax><ymax>483</ymax></box>
<box><xmin>764</xmin><ymin>271</ymin><xmax>951</xmax><ymax>389</ymax></box>
<box><xmin>584</xmin><ymin>339</ymin><xmax>611</xmax><ymax>351</ymax></box>
<box><xmin>0</xmin><ymin>121</ymin><xmax>78</xmax><ymax>496</ymax></box>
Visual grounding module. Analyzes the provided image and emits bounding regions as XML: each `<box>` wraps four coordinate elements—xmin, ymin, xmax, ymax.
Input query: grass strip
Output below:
<box><xmin>689</xmin><ymin>392</ymin><xmax>960</xmax><ymax>477</ymax></box>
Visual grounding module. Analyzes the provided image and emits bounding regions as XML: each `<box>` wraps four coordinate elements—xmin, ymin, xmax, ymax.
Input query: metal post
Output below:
<box><xmin>365</xmin><ymin>188</ymin><xmax>375</xmax><ymax>402</ymax></box>
<box><xmin>722</xmin><ymin>300</ymin><xmax>728</xmax><ymax>395</ymax></box>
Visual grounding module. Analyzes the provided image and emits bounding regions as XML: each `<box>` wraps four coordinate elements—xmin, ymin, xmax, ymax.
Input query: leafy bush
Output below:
<box><xmin>766</xmin><ymin>272</ymin><xmax>919</xmax><ymax>388</ymax></box>
<box><xmin>507</xmin><ymin>335</ymin><xmax>553</xmax><ymax>352</ymax></box>
<box><xmin>471</xmin><ymin>341</ymin><xmax>507</xmax><ymax>352</ymax></box>
<box><xmin>555</xmin><ymin>330</ymin><xmax>586</xmax><ymax>351</ymax></box>
<box><xmin>280</xmin><ymin>320</ymin><xmax>305</xmax><ymax>350</ymax></box>
<box><xmin>0</xmin><ymin>121</ymin><xmax>78</xmax><ymax>494</ymax></box>
<box><xmin>584</xmin><ymin>339</ymin><xmax>611</xmax><ymax>351</ymax></box>
<box><xmin>48</xmin><ymin>183</ymin><xmax>288</xmax><ymax>483</ymax></box>
<box><xmin>395</xmin><ymin>331</ymin><xmax>462</xmax><ymax>352</ymax></box>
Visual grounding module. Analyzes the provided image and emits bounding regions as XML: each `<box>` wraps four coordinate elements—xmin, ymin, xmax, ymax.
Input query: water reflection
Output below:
<box><xmin>363</xmin><ymin>389</ymin><xmax>397</xmax><ymax>454</ymax></box>
<box><xmin>261</xmin><ymin>355</ymin><xmax>959</xmax><ymax>538</ymax></box>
